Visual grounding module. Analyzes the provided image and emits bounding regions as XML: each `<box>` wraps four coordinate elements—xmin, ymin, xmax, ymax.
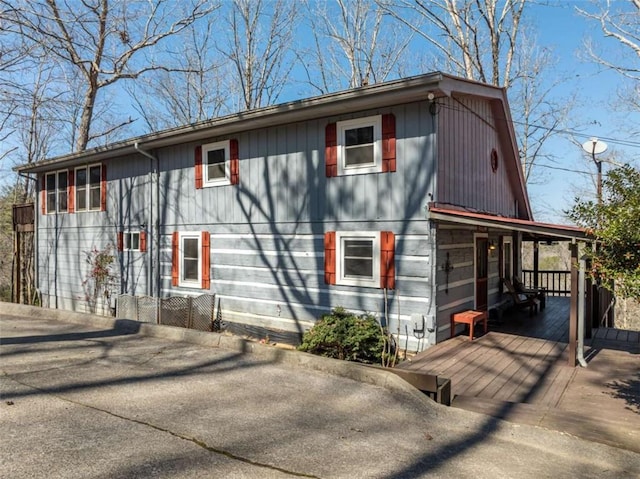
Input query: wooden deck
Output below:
<box><xmin>398</xmin><ymin>297</ymin><xmax>640</xmax><ymax>452</ymax></box>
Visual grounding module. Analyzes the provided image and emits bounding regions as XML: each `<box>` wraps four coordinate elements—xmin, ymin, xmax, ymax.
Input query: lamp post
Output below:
<box><xmin>581</xmin><ymin>138</ymin><xmax>608</xmax><ymax>204</ymax></box>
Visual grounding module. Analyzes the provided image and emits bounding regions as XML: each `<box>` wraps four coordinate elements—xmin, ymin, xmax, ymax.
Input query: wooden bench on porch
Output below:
<box><xmin>450</xmin><ymin>310</ymin><xmax>488</xmax><ymax>340</ymax></box>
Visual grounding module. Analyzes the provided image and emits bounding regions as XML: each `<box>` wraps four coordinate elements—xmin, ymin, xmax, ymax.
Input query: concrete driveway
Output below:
<box><xmin>1</xmin><ymin>304</ymin><xmax>639</xmax><ymax>478</ymax></box>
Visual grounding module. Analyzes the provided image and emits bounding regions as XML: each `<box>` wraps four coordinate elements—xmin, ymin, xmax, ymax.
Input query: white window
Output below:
<box><xmin>336</xmin><ymin>231</ymin><xmax>380</xmax><ymax>287</ymax></box>
<box><xmin>179</xmin><ymin>232</ymin><xmax>202</xmax><ymax>287</ymax></box>
<box><xmin>45</xmin><ymin>170</ymin><xmax>68</xmax><ymax>213</ymax></box>
<box><xmin>203</xmin><ymin>140</ymin><xmax>231</xmax><ymax>186</ymax></box>
<box><xmin>123</xmin><ymin>232</ymin><xmax>140</xmax><ymax>251</ymax></box>
<box><xmin>75</xmin><ymin>164</ymin><xmax>103</xmax><ymax>211</ymax></box>
<box><xmin>337</xmin><ymin>115</ymin><xmax>382</xmax><ymax>175</ymax></box>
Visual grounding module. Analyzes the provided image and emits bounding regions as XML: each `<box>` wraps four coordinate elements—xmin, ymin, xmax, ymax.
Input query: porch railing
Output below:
<box><xmin>521</xmin><ymin>269</ymin><xmax>571</xmax><ymax>297</ymax></box>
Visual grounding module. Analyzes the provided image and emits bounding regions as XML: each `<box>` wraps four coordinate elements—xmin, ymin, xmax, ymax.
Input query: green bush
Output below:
<box><xmin>298</xmin><ymin>307</ymin><xmax>387</xmax><ymax>364</ymax></box>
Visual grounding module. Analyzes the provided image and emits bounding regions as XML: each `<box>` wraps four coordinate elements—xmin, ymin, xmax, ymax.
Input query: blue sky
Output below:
<box><xmin>523</xmin><ymin>1</ymin><xmax>639</xmax><ymax>222</ymax></box>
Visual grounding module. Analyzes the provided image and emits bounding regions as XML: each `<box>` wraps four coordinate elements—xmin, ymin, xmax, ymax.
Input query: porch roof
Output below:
<box><xmin>428</xmin><ymin>205</ymin><xmax>590</xmax><ymax>242</ymax></box>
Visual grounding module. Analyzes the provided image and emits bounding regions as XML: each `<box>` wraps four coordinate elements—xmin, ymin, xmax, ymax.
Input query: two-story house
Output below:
<box><xmin>17</xmin><ymin>72</ymin><xmax>586</xmax><ymax>352</ymax></box>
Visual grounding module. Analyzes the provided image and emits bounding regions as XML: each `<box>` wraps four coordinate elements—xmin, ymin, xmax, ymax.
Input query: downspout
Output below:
<box><xmin>577</xmin><ymin>253</ymin><xmax>588</xmax><ymax>367</ymax></box>
<box><xmin>133</xmin><ymin>143</ymin><xmax>157</xmax><ymax>299</ymax></box>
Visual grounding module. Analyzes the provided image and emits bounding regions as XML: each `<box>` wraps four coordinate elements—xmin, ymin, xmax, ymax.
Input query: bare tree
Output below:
<box><xmin>379</xmin><ymin>0</ymin><xmax>572</xmax><ymax>183</ymax></box>
<box><xmin>510</xmin><ymin>33</ymin><xmax>575</xmax><ymax>184</ymax></box>
<box><xmin>379</xmin><ymin>0</ymin><xmax>526</xmax><ymax>88</ymax></box>
<box><xmin>3</xmin><ymin>0</ymin><xmax>216</xmax><ymax>152</ymax></box>
<box><xmin>128</xmin><ymin>14</ymin><xmax>230</xmax><ymax>132</ymax></box>
<box><xmin>302</xmin><ymin>0</ymin><xmax>414</xmax><ymax>94</ymax></box>
<box><xmin>577</xmin><ymin>1</ymin><xmax>640</xmax><ymax>114</ymax></box>
<box><xmin>222</xmin><ymin>0</ymin><xmax>298</xmax><ymax>110</ymax></box>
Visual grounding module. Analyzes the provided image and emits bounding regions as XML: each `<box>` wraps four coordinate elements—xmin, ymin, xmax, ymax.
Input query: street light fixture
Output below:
<box><xmin>581</xmin><ymin>137</ymin><xmax>608</xmax><ymax>204</ymax></box>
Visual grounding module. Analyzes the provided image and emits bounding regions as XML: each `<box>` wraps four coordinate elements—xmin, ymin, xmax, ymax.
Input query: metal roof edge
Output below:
<box><xmin>17</xmin><ymin>72</ymin><xmax>448</xmax><ymax>173</ymax></box>
<box><xmin>428</xmin><ymin>206</ymin><xmax>589</xmax><ymax>241</ymax></box>
<box><xmin>16</xmin><ymin>71</ymin><xmax>522</xmax><ymax>174</ymax></box>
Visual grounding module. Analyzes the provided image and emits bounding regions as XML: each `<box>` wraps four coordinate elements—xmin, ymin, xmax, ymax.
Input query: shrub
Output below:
<box><xmin>298</xmin><ymin>307</ymin><xmax>387</xmax><ymax>364</ymax></box>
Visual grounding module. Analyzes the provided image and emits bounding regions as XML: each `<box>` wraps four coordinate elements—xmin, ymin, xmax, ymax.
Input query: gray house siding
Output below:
<box><xmin>37</xmin><ymin>101</ymin><xmax>440</xmax><ymax>351</ymax></box>
<box><xmin>434</xmin><ymin>225</ymin><xmax>515</xmax><ymax>341</ymax></box>
<box><xmin>437</xmin><ymin>95</ymin><xmax>518</xmax><ymax>216</ymax></box>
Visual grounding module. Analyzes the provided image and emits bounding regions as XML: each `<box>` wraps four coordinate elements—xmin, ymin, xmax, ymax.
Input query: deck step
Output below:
<box><xmin>452</xmin><ymin>395</ymin><xmax>640</xmax><ymax>453</ymax></box>
<box><xmin>452</xmin><ymin>395</ymin><xmax>550</xmax><ymax>424</ymax></box>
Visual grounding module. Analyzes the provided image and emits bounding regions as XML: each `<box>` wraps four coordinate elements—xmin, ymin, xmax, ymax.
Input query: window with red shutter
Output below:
<box><xmin>198</xmin><ymin>139</ymin><xmax>238</xmax><ymax>187</ymax></box>
<box><xmin>329</xmin><ymin>231</ymin><xmax>394</xmax><ymax>289</ymax></box>
<box><xmin>173</xmin><ymin>231</ymin><xmax>209</xmax><ymax>289</ymax></box>
<box><xmin>117</xmin><ymin>232</ymin><xmax>124</xmax><ymax>252</ymax></box>
<box><xmin>329</xmin><ymin>114</ymin><xmax>396</xmax><ymax>176</ymax></box>
<box><xmin>140</xmin><ymin>231</ymin><xmax>147</xmax><ymax>253</ymax></box>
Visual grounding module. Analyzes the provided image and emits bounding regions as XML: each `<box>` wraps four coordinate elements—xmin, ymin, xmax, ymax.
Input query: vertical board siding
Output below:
<box><xmin>37</xmin><ymin>103</ymin><xmax>439</xmax><ymax>351</ymax></box>
<box><xmin>437</xmin><ymin>96</ymin><xmax>517</xmax><ymax>216</ymax></box>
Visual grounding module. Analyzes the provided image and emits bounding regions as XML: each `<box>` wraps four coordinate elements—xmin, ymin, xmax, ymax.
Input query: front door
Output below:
<box><xmin>475</xmin><ymin>236</ymin><xmax>488</xmax><ymax>311</ymax></box>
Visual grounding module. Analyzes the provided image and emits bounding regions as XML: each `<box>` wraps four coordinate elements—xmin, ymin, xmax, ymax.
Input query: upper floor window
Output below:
<box><xmin>337</xmin><ymin>116</ymin><xmax>382</xmax><ymax>175</ymax></box>
<box><xmin>203</xmin><ymin>140</ymin><xmax>231</xmax><ymax>186</ymax></box>
<box><xmin>195</xmin><ymin>139</ymin><xmax>239</xmax><ymax>188</ymax></box>
<box><xmin>45</xmin><ymin>171</ymin><xmax>68</xmax><ymax>214</ymax></box>
<box><xmin>41</xmin><ymin>164</ymin><xmax>106</xmax><ymax>215</ymax></box>
<box><xmin>325</xmin><ymin>114</ymin><xmax>395</xmax><ymax>177</ymax></box>
<box><xmin>75</xmin><ymin>164</ymin><xmax>103</xmax><ymax>211</ymax></box>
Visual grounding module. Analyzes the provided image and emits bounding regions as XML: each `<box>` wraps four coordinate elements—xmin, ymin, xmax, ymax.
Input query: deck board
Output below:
<box><xmin>397</xmin><ymin>296</ymin><xmax>640</xmax><ymax>452</ymax></box>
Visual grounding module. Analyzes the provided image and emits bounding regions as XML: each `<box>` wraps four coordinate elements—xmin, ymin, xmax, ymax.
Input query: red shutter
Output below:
<box><xmin>140</xmin><ymin>231</ymin><xmax>147</xmax><ymax>253</ymax></box>
<box><xmin>382</xmin><ymin>114</ymin><xmax>396</xmax><ymax>173</ymax></box>
<box><xmin>195</xmin><ymin>145</ymin><xmax>203</xmax><ymax>189</ymax></box>
<box><xmin>325</xmin><ymin>123</ymin><xmax>337</xmax><ymax>177</ymax></box>
<box><xmin>230</xmin><ymin>139</ymin><xmax>239</xmax><ymax>185</ymax></box>
<box><xmin>41</xmin><ymin>175</ymin><xmax>46</xmax><ymax>215</ymax></box>
<box><xmin>171</xmin><ymin>232</ymin><xmax>179</xmax><ymax>286</ymax></box>
<box><xmin>201</xmin><ymin>231</ymin><xmax>210</xmax><ymax>289</ymax></box>
<box><xmin>324</xmin><ymin>232</ymin><xmax>336</xmax><ymax>284</ymax></box>
<box><xmin>68</xmin><ymin>169</ymin><xmax>75</xmax><ymax>213</ymax></box>
<box><xmin>380</xmin><ymin>231</ymin><xmax>395</xmax><ymax>289</ymax></box>
<box><xmin>117</xmin><ymin>232</ymin><xmax>124</xmax><ymax>252</ymax></box>
<box><xmin>100</xmin><ymin>164</ymin><xmax>107</xmax><ymax>211</ymax></box>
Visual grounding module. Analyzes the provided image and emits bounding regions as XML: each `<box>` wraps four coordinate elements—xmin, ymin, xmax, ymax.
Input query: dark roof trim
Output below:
<box><xmin>15</xmin><ymin>72</ymin><xmax>512</xmax><ymax>174</ymax></box>
<box><xmin>429</xmin><ymin>206</ymin><xmax>590</xmax><ymax>241</ymax></box>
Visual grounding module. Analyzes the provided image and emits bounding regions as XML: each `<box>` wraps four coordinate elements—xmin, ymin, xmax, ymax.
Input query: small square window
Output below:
<box><xmin>123</xmin><ymin>232</ymin><xmax>140</xmax><ymax>251</ymax></box>
<box><xmin>337</xmin><ymin>116</ymin><xmax>382</xmax><ymax>175</ymax></box>
<box><xmin>336</xmin><ymin>232</ymin><xmax>380</xmax><ymax>287</ymax></box>
<box><xmin>203</xmin><ymin>140</ymin><xmax>231</xmax><ymax>186</ymax></box>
